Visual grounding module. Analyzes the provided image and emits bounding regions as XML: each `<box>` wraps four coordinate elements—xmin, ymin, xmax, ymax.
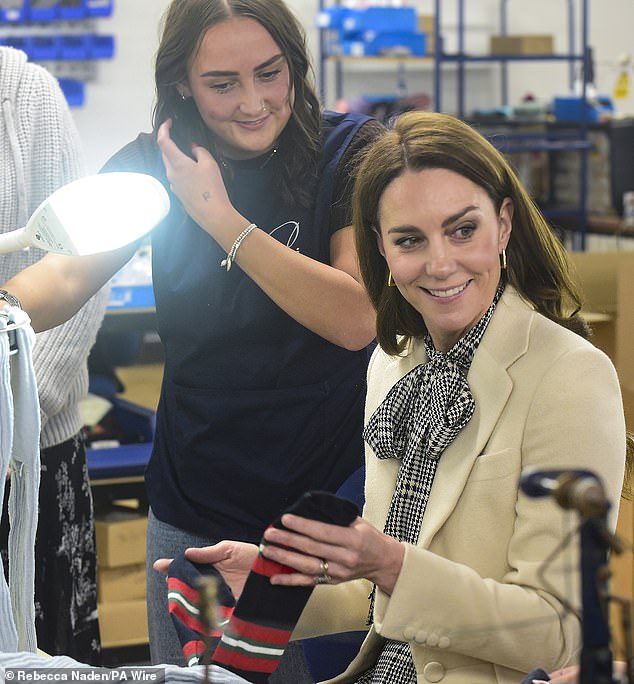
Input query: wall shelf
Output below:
<box><xmin>434</xmin><ymin>0</ymin><xmax>592</xmax><ymax>249</ymax></box>
<box><xmin>317</xmin><ymin>0</ymin><xmax>595</xmax><ymax>248</ymax></box>
<box><xmin>0</xmin><ymin>0</ymin><xmax>115</xmax><ymax>107</ymax></box>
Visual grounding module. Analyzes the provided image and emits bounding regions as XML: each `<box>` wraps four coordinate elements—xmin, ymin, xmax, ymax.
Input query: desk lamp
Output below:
<box><xmin>0</xmin><ymin>172</ymin><xmax>170</xmax><ymax>256</ymax></box>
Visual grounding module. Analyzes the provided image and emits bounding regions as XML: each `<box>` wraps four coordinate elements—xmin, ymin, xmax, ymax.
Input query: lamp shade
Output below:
<box><xmin>0</xmin><ymin>172</ymin><xmax>170</xmax><ymax>256</ymax></box>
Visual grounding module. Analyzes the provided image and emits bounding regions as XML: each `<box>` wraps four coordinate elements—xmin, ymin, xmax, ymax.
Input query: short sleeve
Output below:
<box><xmin>329</xmin><ymin>119</ymin><xmax>385</xmax><ymax>233</ymax></box>
<box><xmin>99</xmin><ymin>133</ymin><xmax>161</xmax><ymax>176</ymax></box>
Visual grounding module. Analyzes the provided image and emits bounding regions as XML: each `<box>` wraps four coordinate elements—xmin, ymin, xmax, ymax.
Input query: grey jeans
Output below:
<box><xmin>146</xmin><ymin>508</ymin><xmax>315</xmax><ymax>682</ymax></box>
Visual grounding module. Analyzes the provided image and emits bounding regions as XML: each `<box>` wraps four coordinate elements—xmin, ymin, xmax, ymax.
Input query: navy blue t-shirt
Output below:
<box><xmin>103</xmin><ymin>112</ymin><xmax>378</xmax><ymax>541</ymax></box>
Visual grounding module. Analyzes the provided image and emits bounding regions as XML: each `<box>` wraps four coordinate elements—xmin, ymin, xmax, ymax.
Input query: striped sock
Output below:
<box><xmin>211</xmin><ymin>491</ymin><xmax>359</xmax><ymax>683</ymax></box>
<box><xmin>167</xmin><ymin>491</ymin><xmax>359</xmax><ymax>681</ymax></box>
<box><xmin>167</xmin><ymin>556</ymin><xmax>236</xmax><ymax>667</ymax></box>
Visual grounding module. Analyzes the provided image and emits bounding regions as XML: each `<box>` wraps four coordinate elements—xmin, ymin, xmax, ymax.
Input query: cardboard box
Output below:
<box><xmin>98</xmin><ymin>599</ymin><xmax>148</xmax><ymax>648</ymax></box>
<box><xmin>95</xmin><ymin>509</ymin><xmax>148</xmax><ymax>568</ymax></box>
<box><xmin>568</xmin><ymin>250</ymin><xmax>634</xmax><ymax>654</ymax></box>
<box><xmin>611</xmin><ymin>495</ymin><xmax>634</xmax><ymax>658</ymax></box>
<box><xmin>97</xmin><ymin>563</ymin><xmax>147</xmax><ymax>603</ymax></box>
<box><xmin>489</xmin><ymin>34</ymin><xmax>553</xmax><ymax>55</ymax></box>
<box><xmin>418</xmin><ymin>14</ymin><xmax>435</xmax><ymax>54</ymax></box>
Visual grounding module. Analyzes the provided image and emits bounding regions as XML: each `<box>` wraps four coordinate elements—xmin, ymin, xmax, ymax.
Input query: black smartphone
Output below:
<box><xmin>277</xmin><ymin>490</ymin><xmax>360</xmax><ymax>529</ymax></box>
<box><xmin>170</xmin><ymin>96</ymin><xmax>209</xmax><ymax>160</ymax></box>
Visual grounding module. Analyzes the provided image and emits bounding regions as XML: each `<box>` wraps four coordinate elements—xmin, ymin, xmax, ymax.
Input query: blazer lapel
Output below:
<box><xmin>417</xmin><ymin>289</ymin><xmax>532</xmax><ymax>547</ymax></box>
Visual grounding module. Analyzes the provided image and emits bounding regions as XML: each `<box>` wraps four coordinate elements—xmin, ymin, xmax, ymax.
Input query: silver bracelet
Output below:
<box><xmin>0</xmin><ymin>289</ymin><xmax>22</xmax><ymax>309</ymax></box>
<box><xmin>220</xmin><ymin>223</ymin><xmax>257</xmax><ymax>271</ymax></box>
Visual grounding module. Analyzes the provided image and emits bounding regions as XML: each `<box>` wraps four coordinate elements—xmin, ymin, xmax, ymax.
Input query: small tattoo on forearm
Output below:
<box><xmin>202</xmin><ymin>191</ymin><xmax>211</xmax><ymax>202</ymax></box>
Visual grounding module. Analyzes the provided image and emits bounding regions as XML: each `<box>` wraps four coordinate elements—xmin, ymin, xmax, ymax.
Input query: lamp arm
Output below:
<box><xmin>0</xmin><ymin>228</ymin><xmax>30</xmax><ymax>255</ymax></box>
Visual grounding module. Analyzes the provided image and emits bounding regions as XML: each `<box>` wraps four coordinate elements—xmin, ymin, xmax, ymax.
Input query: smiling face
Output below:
<box><xmin>376</xmin><ymin>168</ymin><xmax>512</xmax><ymax>352</ymax></box>
<box><xmin>181</xmin><ymin>16</ymin><xmax>293</xmax><ymax>160</ymax></box>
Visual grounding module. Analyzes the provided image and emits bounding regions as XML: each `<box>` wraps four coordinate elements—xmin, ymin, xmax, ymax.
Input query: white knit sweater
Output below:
<box><xmin>0</xmin><ymin>47</ymin><xmax>110</xmax><ymax>449</ymax></box>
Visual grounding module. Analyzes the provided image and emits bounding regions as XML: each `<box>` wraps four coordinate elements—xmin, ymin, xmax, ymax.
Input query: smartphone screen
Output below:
<box><xmin>171</xmin><ymin>97</ymin><xmax>210</xmax><ymax>160</ymax></box>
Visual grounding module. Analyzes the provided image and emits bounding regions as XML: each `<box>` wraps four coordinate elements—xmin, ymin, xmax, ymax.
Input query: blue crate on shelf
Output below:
<box><xmin>0</xmin><ymin>35</ymin><xmax>32</xmax><ymax>55</ymax></box>
<box><xmin>1</xmin><ymin>0</ymin><xmax>113</xmax><ymax>23</ymax></box>
<box><xmin>88</xmin><ymin>33</ymin><xmax>114</xmax><ymax>59</ymax></box>
<box><xmin>107</xmin><ymin>284</ymin><xmax>155</xmax><ymax>310</ymax></box>
<box><xmin>59</xmin><ymin>33</ymin><xmax>90</xmax><ymax>59</ymax></box>
<box><xmin>85</xmin><ymin>0</ymin><xmax>113</xmax><ymax>17</ymax></box>
<box><xmin>316</xmin><ymin>6</ymin><xmax>353</xmax><ymax>31</ymax></box>
<box><xmin>30</xmin><ymin>35</ymin><xmax>60</xmax><ymax>60</ymax></box>
<box><xmin>27</xmin><ymin>0</ymin><xmax>114</xmax><ymax>21</ymax></box>
<box><xmin>28</xmin><ymin>1</ymin><xmax>59</xmax><ymax>22</ymax></box>
<box><xmin>319</xmin><ymin>6</ymin><xmax>425</xmax><ymax>58</ymax></box>
<box><xmin>553</xmin><ymin>95</ymin><xmax>614</xmax><ymax>123</ymax></box>
<box><xmin>58</xmin><ymin>77</ymin><xmax>85</xmax><ymax>107</ymax></box>
<box><xmin>0</xmin><ymin>33</ymin><xmax>114</xmax><ymax>62</ymax></box>
<box><xmin>342</xmin><ymin>7</ymin><xmax>418</xmax><ymax>36</ymax></box>
<box><xmin>86</xmin><ymin>397</ymin><xmax>155</xmax><ymax>481</ymax></box>
<box><xmin>58</xmin><ymin>0</ymin><xmax>86</xmax><ymax>19</ymax></box>
<box><xmin>317</xmin><ymin>6</ymin><xmax>417</xmax><ymax>37</ymax></box>
<box><xmin>0</xmin><ymin>2</ymin><xmax>28</xmax><ymax>23</ymax></box>
<box><xmin>339</xmin><ymin>31</ymin><xmax>427</xmax><ymax>57</ymax></box>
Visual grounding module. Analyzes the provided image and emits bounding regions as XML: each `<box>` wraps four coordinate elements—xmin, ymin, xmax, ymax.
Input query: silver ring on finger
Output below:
<box><xmin>314</xmin><ymin>558</ymin><xmax>331</xmax><ymax>585</ymax></box>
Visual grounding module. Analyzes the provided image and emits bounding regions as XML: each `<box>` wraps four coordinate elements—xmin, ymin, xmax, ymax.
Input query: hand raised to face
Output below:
<box><xmin>157</xmin><ymin>118</ymin><xmax>246</xmax><ymax>247</ymax></box>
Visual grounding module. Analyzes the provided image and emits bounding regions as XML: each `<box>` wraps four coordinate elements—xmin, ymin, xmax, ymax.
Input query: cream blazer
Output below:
<box><xmin>296</xmin><ymin>287</ymin><xmax>626</xmax><ymax>684</ymax></box>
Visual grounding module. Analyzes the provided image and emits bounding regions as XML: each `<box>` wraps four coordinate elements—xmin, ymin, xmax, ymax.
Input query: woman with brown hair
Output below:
<box><xmin>0</xmin><ymin>1</ymin><xmax>382</xmax><ymax>676</ymax></box>
<box><xmin>180</xmin><ymin>111</ymin><xmax>627</xmax><ymax>683</ymax></box>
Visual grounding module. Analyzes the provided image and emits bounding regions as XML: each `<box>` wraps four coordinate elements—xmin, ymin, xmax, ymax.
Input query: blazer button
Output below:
<box><xmin>438</xmin><ymin>636</ymin><xmax>451</xmax><ymax>649</ymax></box>
<box><xmin>426</xmin><ymin>633</ymin><xmax>439</xmax><ymax>647</ymax></box>
<box><xmin>403</xmin><ymin>627</ymin><xmax>417</xmax><ymax>641</ymax></box>
<box><xmin>423</xmin><ymin>661</ymin><xmax>445</xmax><ymax>682</ymax></box>
<box><xmin>415</xmin><ymin>630</ymin><xmax>428</xmax><ymax>643</ymax></box>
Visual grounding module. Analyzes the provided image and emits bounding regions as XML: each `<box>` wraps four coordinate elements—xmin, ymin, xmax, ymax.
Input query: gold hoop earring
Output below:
<box><xmin>500</xmin><ymin>249</ymin><xmax>507</xmax><ymax>270</ymax></box>
<box><xmin>387</xmin><ymin>271</ymin><xmax>396</xmax><ymax>287</ymax></box>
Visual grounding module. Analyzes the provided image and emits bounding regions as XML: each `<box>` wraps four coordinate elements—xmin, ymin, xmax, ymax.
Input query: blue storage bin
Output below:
<box><xmin>367</xmin><ymin>30</ymin><xmax>426</xmax><ymax>56</ymax></box>
<box><xmin>337</xmin><ymin>40</ymin><xmax>365</xmax><ymax>57</ymax></box>
<box><xmin>0</xmin><ymin>2</ymin><xmax>28</xmax><ymax>23</ymax></box>
<box><xmin>553</xmin><ymin>95</ymin><xmax>614</xmax><ymax>123</ymax></box>
<box><xmin>342</xmin><ymin>7</ymin><xmax>418</xmax><ymax>36</ymax></box>
<box><xmin>30</xmin><ymin>35</ymin><xmax>60</xmax><ymax>60</ymax></box>
<box><xmin>315</xmin><ymin>6</ymin><xmax>353</xmax><ymax>31</ymax></box>
<box><xmin>86</xmin><ymin>397</ymin><xmax>155</xmax><ymax>482</ymax></box>
<box><xmin>59</xmin><ymin>33</ymin><xmax>90</xmax><ymax>59</ymax></box>
<box><xmin>2</xmin><ymin>36</ymin><xmax>33</xmax><ymax>56</ymax></box>
<box><xmin>85</xmin><ymin>0</ymin><xmax>113</xmax><ymax>17</ymax></box>
<box><xmin>340</xmin><ymin>31</ymin><xmax>426</xmax><ymax>57</ymax></box>
<box><xmin>58</xmin><ymin>0</ymin><xmax>86</xmax><ymax>19</ymax></box>
<box><xmin>108</xmin><ymin>284</ymin><xmax>155</xmax><ymax>310</ymax></box>
<box><xmin>28</xmin><ymin>1</ymin><xmax>59</xmax><ymax>22</ymax></box>
<box><xmin>58</xmin><ymin>77</ymin><xmax>85</xmax><ymax>107</ymax></box>
<box><xmin>88</xmin><ymin>33</ymin><xmax>114</xmax><ymax>59</ymax></box>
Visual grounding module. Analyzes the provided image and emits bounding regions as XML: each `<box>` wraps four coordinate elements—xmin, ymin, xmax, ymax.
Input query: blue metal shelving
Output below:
<box><xmin>0</xmin><ymin>0</ymin><xmax>115</xmax><ymax>109</ymax></box>
<box><xmin>317</xmin><ymin>0</ymin><xmax>432</xmax><ymax>105</ymax></box>
<box><xmin>316</xmin><ymin>0</ymin><xmax>593</xmax><ymax>248</ymax></box>
<box><xmin>433</xmin><ymin>0</ymin><xmax>592</xmax><ymax>249</ymax></box>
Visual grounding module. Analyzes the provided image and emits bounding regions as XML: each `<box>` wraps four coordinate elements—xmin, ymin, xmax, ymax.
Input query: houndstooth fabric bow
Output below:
<box><xmin>363</xmin><ymin>282</ymin><xmax>504</xmax><ymax>545</ymax></box>
<box><xmin>359</xmin><ymin>284</ymin><xmax>504</xmax><ymax>684</ymax></box>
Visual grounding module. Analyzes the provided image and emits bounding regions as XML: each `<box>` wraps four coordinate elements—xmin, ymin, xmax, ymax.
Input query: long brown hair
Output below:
<box><xmin>153</xmin><ymin>0</ymin><xmax>322</xmax><ymax>207</ymax></box>
<box><xmin>354</xmin><ymin>111</ymin><xmax>587</xmax><ymax>355</ymax></box>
